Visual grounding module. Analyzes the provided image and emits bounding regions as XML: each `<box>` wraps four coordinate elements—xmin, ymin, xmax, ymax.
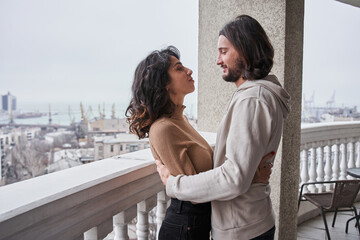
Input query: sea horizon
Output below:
<box><xmin>0</xmin><ymin>100</ymin><xmax>198</xmax><ymax>126</ymax></box>
<box><xmin>0</xmin><ymin>101</ymin><xmax>129</xmax><ymax>126</ymax></box>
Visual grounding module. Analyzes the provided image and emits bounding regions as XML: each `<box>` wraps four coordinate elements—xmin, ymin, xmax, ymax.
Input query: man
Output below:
<box><xmin>156</xmin><ymin>15</ymin><xmax>290</xmax><ymax>240</ymax></box>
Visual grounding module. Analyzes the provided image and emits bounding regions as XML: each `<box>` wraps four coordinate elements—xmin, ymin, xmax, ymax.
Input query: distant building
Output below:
<box><xmin>46</xmin><ymin>148</ymin><xmax>94</xmax><ymax>173</ymax></box>
<box><xmin>0</xmin><ymin>127</ymin><xmax>41</xmax><ymax>182</ymax></box>
<box><xmin>302</xmin><ymin>105</ymin><xmax>360</xmax><ymax>123</ymax></box>
<box><xmin>94</xmin><ymin>133</ymin><xmax>149</xmax><ymax>161</ymax></box>
<box><xmin>52</xmin><ymin>148</ymin><xmax>94</xmax><ymax>163</ymax></box>
<box><xmin>0</xmin><ymin>138</ymin><xmax>4</xmax><ymax>180</ymax></box>
<box><xmin>302</xmin><ymin>91</ymin><xmax>360</xmax><ymax>123</ymax></box>
<box><xmin>2</xmin><ymin>92</ymin><xmax>16</xmax><ymax>112</ymax></box>
<box><xmin>89</xmin><ymin>118</ymin><xmax>129</xmax><ymax>133</ymax></box>
<box><xmin>44</xmin><ymin>129</ymin><xmax>73</xmax><ymax>144</ymax></box>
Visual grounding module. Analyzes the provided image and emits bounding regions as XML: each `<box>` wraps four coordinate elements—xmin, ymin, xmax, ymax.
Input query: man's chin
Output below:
<box><xmin>222</xmin><ymin>74</ymin><xmax>232</xmax><ymax>82</ymax></box>
<box><xmin>223</xmin><ymin>76</ymin><xmax>237</xmax><ymax>83</ymax></box>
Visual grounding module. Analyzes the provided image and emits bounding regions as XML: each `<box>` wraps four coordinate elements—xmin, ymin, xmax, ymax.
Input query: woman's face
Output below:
<box><xmin>166</xmin><ymin>56</ymin><xmax>195</xmax><ymax>100</ymax></box>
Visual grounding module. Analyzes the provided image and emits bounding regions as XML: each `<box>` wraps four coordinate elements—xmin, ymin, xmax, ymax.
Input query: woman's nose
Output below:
<box><xmin>187</xmin><ymin>68</ymin><xmax>193</xmax><ymax>75</ymax></box>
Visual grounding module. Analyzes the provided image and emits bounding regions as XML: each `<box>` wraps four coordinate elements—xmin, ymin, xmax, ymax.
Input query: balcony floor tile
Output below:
<box><xmin>297</xmin><ymin>202</ymin><xmax>360</xmax><ymax>239</ymax></box>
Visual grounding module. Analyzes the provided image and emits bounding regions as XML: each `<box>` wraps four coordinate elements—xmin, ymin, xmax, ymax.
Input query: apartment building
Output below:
<box><xmin>1</xmin><ymin>92</ymin><xmax>16</xmax><ymax>112</ymax></box>
<box><xmin>94</xmin><ymin>133</ymin><xmax>149</xmax><ymax>161</ymax></box>
<box><xmin>89</xmin><ymin>118</ymin><xmax>129</xmax><ymax>133</ymax></box>
<box><xmin>0</xmin><ymin>127</ymin><xmax>41</xmax><ymax>177</ymax></box>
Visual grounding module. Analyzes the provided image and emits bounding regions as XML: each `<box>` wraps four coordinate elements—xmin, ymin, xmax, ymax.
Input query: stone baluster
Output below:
<box><xmin>349</xmin><ymin>138</ymin><xmax>356</xmax><ymax>165</ymax></box>
<box><xmin>114</xmin><ymin>218</ymin><xmax>129</xmax><ymax>240</ymax></box>
<box><xmin>84</xmin><ymin>227</ymin><xmax>98</xmax><ymax>240</ymax></box>
<box><xmin>324</xmin><ymin>141</ymin><xmax>332</xmax><ymax>191</ymax></box>
<box><xmin>356</xmin><ymin>139</ymin><xmax>360</xmax><ymax>167</ymax></box>
<box><xmin>316</xmin><ymin>143</ymin><xmax>325</xmax><ymax>192</ymax></box>
<box><xmin>156</xmin><ymin>191</ymin><xmax>169</xmax><ymax>239</ymax></box>
<box><xmin>114</xmin><ymin>206</ymin><xmax>136</xmax><ymax>240</ymax></box>
<box><xmin>308</xmin><ymin>144</ymin><xmax>317</xmax><ymax>193</ymax></box>
<box><xmin>136</xmin><ymin>196</ymin><xmax>157</xmax><ymax>240</ymax></box>
<box><xmin>332</xmin><ymin>140</ymin><xmax>340</xmax><ymax>181</ymax></box>
<box><xmin>300</xmin><ymin>147</ymin><xmax>309</xmax><ymax>193</ymax></box>
<box><xmin>340</xmin><ymin>140</ymin><xmax>348</xmax><ymax>180</ymax></box>
<box><xmin>137</xmin><ymin>203</ymin><xmax>150</xmax><ymax>240</ymax></box>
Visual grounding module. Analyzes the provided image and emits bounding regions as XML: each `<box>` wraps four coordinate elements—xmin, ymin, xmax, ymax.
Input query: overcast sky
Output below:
<box><xmin>303</xmin><ymin>0</ymin><xmax>360</xmax><ymax>107</ymax></box>
<box><xmin>0</xmin><ymin>0</ymin><xmax>199</xmax><ymax>115</ymax></box>
<box><xmin>0</xmin><ymin>0</ymin><xmax>359</xmax><ymax>116</ymax></box>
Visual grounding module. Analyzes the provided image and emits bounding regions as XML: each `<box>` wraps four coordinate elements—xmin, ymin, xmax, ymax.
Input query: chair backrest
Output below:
<box><xmin>331</xmin><ymin>180</ymin><xmax>360</xmax><ymax>209</ymax></box>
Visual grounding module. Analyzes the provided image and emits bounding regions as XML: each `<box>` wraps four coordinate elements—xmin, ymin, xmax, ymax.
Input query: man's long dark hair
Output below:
<box><xmin>126</xmin><ymin>46</ymin><xmax>180</xmax><ymax>139</ymax></box>
<box><xmin>219</xmin><ymin>15</ymin><xmax>274</xmax><ymax>80</ymax></box>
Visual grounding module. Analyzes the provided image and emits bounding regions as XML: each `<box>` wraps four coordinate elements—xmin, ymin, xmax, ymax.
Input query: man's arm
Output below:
<box><xmin>156</xmin><ymin>151</ymin><xmax>274</xmax><ymax>185</ymax></box>
<box><xmin>164</xmin><ymin>98</ymin><xmax>273</xmax><ymax>203</ymax></box>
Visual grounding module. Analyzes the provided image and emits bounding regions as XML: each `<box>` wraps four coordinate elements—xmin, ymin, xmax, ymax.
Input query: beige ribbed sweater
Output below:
<box><xmin>149</xmin><ymin>105</ymin><xmax>213</xmax><ymax>176</ymax></box>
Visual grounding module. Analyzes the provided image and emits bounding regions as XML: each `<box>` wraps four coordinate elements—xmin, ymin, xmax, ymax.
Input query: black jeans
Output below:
<box><xmin>250</xmin><ymin>226</ymin><xmax>275</xmax><ymax>240</ymax></box>
<box><xmin>158</xmin><ymin>198</ymin><xmax>211</xmax><ymax>240</ymax></box>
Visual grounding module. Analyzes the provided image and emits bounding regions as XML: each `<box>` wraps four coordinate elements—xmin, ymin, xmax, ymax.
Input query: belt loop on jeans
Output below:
<box><xmin>176</xmin><ymin>200</ymin><xmax>183</xmax><ymax>214</ymax></box>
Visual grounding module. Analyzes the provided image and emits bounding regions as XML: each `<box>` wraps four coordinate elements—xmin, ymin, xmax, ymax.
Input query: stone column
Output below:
<box><xmin>197</xmin><ymin>1</ymin><xmax>304</xmax><ymax>239</ymax></box>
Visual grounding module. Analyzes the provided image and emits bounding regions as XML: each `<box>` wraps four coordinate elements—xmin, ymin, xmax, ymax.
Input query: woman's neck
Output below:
<box><xmin>169</xmin><ymin>94</ymin><xmax>184</xmax><ymax>106</ymax></box>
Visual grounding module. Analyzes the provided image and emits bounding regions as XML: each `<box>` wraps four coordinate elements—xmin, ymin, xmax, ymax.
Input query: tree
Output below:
<box><xmin>5</xmin><ymin>139</ymin><xmax>49</xmax><ymax>184</ymax></box>
<box><xmin>52</xmin><ymin>132</ymin><xmax>79</xmax><ymax>149</ymax></box>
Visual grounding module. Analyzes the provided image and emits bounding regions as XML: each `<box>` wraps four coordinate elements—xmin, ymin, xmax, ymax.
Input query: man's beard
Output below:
<box><xmin>223</xmin><ymin>57</ymin><xmax>245</xmax><ymax>83</ymax></box>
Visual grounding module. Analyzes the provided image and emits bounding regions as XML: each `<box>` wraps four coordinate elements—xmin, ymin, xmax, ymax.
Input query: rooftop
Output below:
<box><xmin>94</xmin><ymin>133</ymin><xmax>149</xmax><ymax>144</ymax></box>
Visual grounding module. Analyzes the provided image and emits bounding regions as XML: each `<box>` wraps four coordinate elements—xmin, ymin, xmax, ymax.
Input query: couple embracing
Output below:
<box><xmin>126</xmin><ymin>15</ymin><xmax>290</xmax><ymax>240</ymax></box>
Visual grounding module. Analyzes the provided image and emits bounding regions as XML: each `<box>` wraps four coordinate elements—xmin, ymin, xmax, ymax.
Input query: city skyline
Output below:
<box><xmin>1</xmin><ymin>0</ymin><xmax>360</xmax><ymax>118</ymax></box>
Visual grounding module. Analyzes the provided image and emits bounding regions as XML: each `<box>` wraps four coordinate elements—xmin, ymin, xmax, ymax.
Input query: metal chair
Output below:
<box><xmin>298</xmin><ymin>180</ymin><xmax>360</xmax><ymax>240</ymax></box>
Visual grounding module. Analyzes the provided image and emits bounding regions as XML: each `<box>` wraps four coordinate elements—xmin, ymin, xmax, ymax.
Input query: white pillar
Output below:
<box><xmin>349</xmin><ymin>138</ymin><xmax>355</xmax><ymax>167</ymax></box>
<box><xmin>136</xmin><ymin>209</ymin><xmax>149</xmax><ymax>240</ymax></box>
<box><xmin>300</xmin><ymin>147</ymin><xmax>309</xmax><ymax>193</ymax></box>
<box><xmin>114</xmin><ymin>206</ymin><xmax>136</xmax><ymax>240</ymax></box>
<box><xmin>84</xmin><ymin>227</ymin><xmax>98</xmax><ymax>240</ymax></box>
<box><xmin>324</xmin><ymin>143</ymin><xmax>332</xmax><ymax>191</ymax></box>
<box><xmin>356</xmin><ymin>139</ymin><xmax>360</xmax><ymax>167</ymax></box>
<box><xmin>309</xmin><ymin>146</ymin><xmax>317</xmax><ymax>193</ymax></box>
<box><xmin>332</xmin><ymin>140</ymin><xmax>340</xmax><ymax>180</ymax></box>
<box><xmin>316</xmin><ymin>144</ymin><xmax>325</xmax><ymax>192</ymax></box>
<box><xmin>340</xmin><ymin>141</ymin><xmax>348</xmax><ymax>180</ymax></box>
<box><xmin>156</xmin><ymin>191</ymin><xmax>168</xmax><ymax>240</ymax></box>
<box><xmin>136</xmin><ymin>196</ymin><xmax>157</xmax><ymax>240</ymax></box>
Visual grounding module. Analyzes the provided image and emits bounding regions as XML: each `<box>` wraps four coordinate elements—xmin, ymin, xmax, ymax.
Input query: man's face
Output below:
<box><xmin>216</xmin><ymin>35</ymin><xmax>245</xmax><ymax>83</ymax></box>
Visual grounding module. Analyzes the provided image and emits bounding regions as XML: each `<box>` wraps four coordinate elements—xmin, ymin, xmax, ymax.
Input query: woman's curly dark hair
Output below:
<box><xmin>219</xmin><ymin>15</ymin><xmax>274</xmax><ymax>80</ymax></box>
<box><xmin>126</xmin><ymin>46</ymin><xmax>180</xmax><ymax>139</ymax></box>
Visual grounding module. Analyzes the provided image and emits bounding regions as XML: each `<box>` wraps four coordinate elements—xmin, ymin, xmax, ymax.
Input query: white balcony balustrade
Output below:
<box><xmin>299</xmin><ymin>121</ymin><xmax>360</xmax><ymax>194</ymax></box>
<box><xmin>1</xmin><ymin>123</ymin><xmax>360</xmax><ymax>239</ymax></box>
<box><xmin>0</xmin><ymin>132</ymin><xmax>216</xmax><ymax>240</ymax></box>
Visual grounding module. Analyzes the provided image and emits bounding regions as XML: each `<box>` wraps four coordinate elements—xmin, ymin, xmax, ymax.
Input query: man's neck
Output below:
<box><xmin>235</xmin><ymin>77</ymin><xmax>247</xmax><ymax>88</ymax></box>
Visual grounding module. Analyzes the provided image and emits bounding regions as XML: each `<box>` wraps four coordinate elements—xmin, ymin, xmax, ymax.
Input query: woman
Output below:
<box><xmin>126</xmin><ymin>46</ymin><xmax>271</xmax><ymax>240</ymax></box>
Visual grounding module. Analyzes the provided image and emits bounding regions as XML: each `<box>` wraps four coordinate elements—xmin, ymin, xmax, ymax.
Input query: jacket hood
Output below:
<box><xmin>237</xmin><ymin>75</ymin><xmax>291</xmax><ymax>118</ymax></box>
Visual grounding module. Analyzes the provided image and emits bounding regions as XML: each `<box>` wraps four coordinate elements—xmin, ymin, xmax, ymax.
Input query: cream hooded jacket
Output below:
<box><xmin>166</xmin><ymin>75</ymin><xmax>291</xmax><ymax>239</ymax></box>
